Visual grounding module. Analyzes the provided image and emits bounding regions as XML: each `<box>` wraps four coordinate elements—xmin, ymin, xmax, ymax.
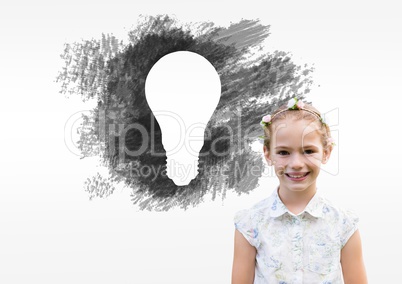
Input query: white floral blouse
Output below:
<box><xmin>234</xmin><ymin>188</ymin><xmax>359</xmax><ymax>284</ymax></box>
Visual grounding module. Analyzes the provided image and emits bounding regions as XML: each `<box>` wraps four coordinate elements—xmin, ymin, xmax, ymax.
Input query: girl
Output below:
<box><xmin>231</xmin><ymin>98</ymin><xmax>367</xmax><ymax>283</ymax></box>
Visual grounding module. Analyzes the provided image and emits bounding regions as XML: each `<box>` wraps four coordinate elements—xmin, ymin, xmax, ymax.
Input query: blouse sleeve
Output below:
<box><xmin>340</xmin><ymin>209</ymin><xmax>359</xmax><ymax>248</ymax></box>
<box><xmin>234</xmin><ymin>209</ymin><xmax>261</xmax><ymax>249</ymax></box>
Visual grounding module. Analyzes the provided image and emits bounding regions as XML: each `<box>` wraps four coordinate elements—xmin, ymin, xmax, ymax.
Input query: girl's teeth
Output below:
<box><xmin>288</xmin><ymin>173</ymin><xmax>306</xmax><ymax>178</ymax></box>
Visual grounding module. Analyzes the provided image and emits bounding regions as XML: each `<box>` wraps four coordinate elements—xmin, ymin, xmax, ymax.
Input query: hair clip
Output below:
<box><xmin>261</xmin><ymin>97</ymin><xmax>304</xmax><ymax>127</ymax></box>
<box><xmin>287</xmin><ymin>97</ymin><xmax>304</xmax><ymax>110</ymax></box>
<box><xmin>261</xmin><ymin>97</ymin><xmax>325</xmax><ymax>128</ymax></box>
<box><xmin>327</xmin><ymin>137</ymin><xmax>336</xmax><ymax>146</ymax></box>
<box><xmin>260</xmin><ymin>97</ymin><xmax>335</xmax><ymax>147</ymax></box>
<box><xmin>320</xmin><ymin>113</ymin><xmax>330</xmax><ymax>125</ymax></box>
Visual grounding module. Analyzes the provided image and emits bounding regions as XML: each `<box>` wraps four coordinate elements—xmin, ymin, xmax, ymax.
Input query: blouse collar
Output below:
<box><xmin>269</xmin><ymin>187</ymin><xmax>324</xmax><ymax>218</ymax></box>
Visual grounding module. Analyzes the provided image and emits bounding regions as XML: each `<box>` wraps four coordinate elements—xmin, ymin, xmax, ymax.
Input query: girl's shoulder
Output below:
<box><xmin>233</xmin><ymin>197</ymin><xmax>272</xmax><ymax>249</ymax></box>
<box><xmin>318</xmin><ymin>195</ymin><xmax>360</xmax><ymax>246</ymax></box>
<box><xmin>319</xmin><ymin>195</ymin><xmax>359</xmax><ymax>221</ymax></box>
<box><xmin>233</xmin><ymin>195</ymin><xmax>274</xmax><ymax>227</ymax></box>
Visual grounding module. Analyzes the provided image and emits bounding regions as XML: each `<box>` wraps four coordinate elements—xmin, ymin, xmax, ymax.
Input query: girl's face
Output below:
<box><xmin>263</xmin><ymin>117</ymin><xmax>331</xmax><ymax>195</ymax></box>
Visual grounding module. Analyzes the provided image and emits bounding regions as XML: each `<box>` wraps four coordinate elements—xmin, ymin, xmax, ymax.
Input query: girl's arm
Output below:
<box><xmin>341</xmin><ymin>229</ymin><xmax>368</xmax><ymax>283</ymax></box>
<box><xmin>231</xmin><ymin>229</ymin><xmax>256</xmax><ymax>284</ymax></box>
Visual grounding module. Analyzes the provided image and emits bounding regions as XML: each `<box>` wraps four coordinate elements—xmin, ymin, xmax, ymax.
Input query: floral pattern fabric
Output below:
<box><xmin>234</xmin><ymin>188</ymin><xmax>358</xmax><ymax>284</ymax></box>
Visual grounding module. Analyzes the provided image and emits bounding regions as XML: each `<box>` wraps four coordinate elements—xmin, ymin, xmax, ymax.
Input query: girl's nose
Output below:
<box><xmin>289</xmin><ymin>153</ymin><xmax>304</xmax><ymax>169</ymax></box>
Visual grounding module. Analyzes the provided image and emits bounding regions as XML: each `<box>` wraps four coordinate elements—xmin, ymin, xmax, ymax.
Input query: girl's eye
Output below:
<box><xmin>304</xmin><ymin>149</ymin><xmax>314</xmax><ymax>154</ymax></box>
<box><xmin>278</xmin><ymin>151</ymin><xmax>289</xmax><ymax>156</ymax></box>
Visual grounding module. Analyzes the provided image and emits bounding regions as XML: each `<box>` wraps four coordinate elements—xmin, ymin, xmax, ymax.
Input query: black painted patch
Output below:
<box><xmin>56</xmin><ymin>15</ymin><xmax>314</xmax><ymax>211</ymax></box>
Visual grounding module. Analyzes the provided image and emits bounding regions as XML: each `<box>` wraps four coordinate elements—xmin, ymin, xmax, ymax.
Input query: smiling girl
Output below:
<box><xmin>231</xmin><ymin>98</ymin><xmax>367</xmax><ymax>284</ymax></box>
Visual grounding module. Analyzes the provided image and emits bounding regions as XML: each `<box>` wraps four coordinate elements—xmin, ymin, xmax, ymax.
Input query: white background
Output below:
<box><xmin>1</xmin><ymin>0</ymin><xmax>401</xmax><ymax>283</ymax></box>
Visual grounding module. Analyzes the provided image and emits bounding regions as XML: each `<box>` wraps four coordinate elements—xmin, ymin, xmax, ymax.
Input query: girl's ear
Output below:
<box><xmin>322</xmin><ymin>145</ymin><xmax>333</xmax><ymax>164</ymax></box>
<box><xmin>263</xmin><ymin>145</ymin><xmax>273</xmax><ymax>166</ymax></box>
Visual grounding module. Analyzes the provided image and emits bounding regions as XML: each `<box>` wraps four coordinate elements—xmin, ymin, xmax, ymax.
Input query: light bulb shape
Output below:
<box><xmin>145</xmin><ymin>51</ymin><xmax>221</xmax><ymax>186</ymax></box>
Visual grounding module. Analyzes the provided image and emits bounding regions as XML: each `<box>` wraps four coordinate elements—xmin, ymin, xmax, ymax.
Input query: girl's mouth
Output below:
<box><xmin>285</xmin><ymin>172</ymin><xmax>310</xmax><ymax>181</ymax></box>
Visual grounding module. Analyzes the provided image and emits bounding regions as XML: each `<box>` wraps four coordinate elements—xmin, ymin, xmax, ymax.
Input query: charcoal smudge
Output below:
<box><xmin>57</xmin><ymin>15</ymin><xmax>314</xmax><ymax>211</ymax></box>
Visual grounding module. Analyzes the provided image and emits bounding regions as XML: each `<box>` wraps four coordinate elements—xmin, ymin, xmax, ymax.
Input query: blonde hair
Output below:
<box><xmin>263</xmin><ymin>103</ymin><xmax>332</xmax><ymax>151</ymax></box>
